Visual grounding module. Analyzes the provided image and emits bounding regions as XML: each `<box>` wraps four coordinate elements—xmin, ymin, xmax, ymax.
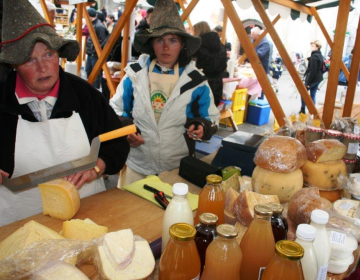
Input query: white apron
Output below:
<box><xmin>0</xmin><ymin>113</ymin><xmax>105</xmax><ymax>226</ymax></box>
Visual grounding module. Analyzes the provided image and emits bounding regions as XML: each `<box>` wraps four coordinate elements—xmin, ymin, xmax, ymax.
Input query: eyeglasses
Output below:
<box><xmin>22</xmin><ymin>50</ymin><xmax>59</xmax><ymax>68</ymax></box>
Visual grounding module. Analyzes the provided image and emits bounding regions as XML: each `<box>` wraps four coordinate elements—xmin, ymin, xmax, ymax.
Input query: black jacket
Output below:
<box><xmin>135</xmin><ymin>18</ymin><xmax>149</xmax><ymax>32</ymax></box>
<box><xmin>305</xmin><ymin>50</ymin><xmax>324</xmax><ymax>86</ymax></box>
<box><xmin>86</xmin><ymin>18</ymin><xmax>108</xmax><ymax>56</ymax></box>
<box><xmin>194</xmin><ymin>32</ymin><xmax>227</xmax><ymax>106</ymax></box>
<box><xmin>0</xmin><ymin>67</ymin><xmax>130</xmax><ymax>177</ymax></box>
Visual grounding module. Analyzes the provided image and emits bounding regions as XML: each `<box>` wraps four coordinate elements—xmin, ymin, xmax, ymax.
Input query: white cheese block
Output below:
<box><xmin>98</xmin><ymin>240</ymin><xmax>155</xmax><ymax>280</ymax></box>
<box><xmin>62</xmin><ymin>218</ymin><xmax>108</xmax><ymax>241</ymax></box>
<box><xmin>103</xmin><ymin>229</ymin><xmax>135</xmax><ymax>270</ymax></box>
<box><xmin>32</xmin><ymin>261</ymin><xmax>89</xmax><ymax>280</ymax></box>
<box><xmin>39</xmin><ymin>179</ymin><xmax>80</xmax><ymax>220</ymax></box>
<box><xmin>252</xmin><ymin>166</ymin><xmax>303</xmax><ymax>203</ymax></box>
<box><xmin>333</xmin><ymin>199</ymin><xmax>360</xmax><ymax>222</ymax></box>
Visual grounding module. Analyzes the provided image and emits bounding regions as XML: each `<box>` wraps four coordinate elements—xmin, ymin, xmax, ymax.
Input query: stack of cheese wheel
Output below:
<box><xmin>252</xmin><ymin>135</ymin><xmax>307</xmax><ymax>203</ymax></box>
<box><xmin>301</xmin><ymin>139</ymin><xmax>347</xmax><ymax>202</ymax></box>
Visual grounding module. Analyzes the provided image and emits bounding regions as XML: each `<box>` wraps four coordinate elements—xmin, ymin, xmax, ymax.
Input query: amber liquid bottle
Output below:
<box><xmin>194</xmin><ymin>175</ymin><xmax>225</xmax><ymax>225</ymax></box>
<box><xmin>268</xmin><ymin>203</ymin><xmax>288</xmax><ymax>242</ymax></box>
<box><xmin>195</xmin><ymin>213</ymin><xmax>218</xmax><ymax>275</ymax></box>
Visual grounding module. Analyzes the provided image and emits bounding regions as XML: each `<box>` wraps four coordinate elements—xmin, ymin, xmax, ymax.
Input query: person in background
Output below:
<box><xmin>300</xmin><ymin>40</ymin><xmax>323</xmax><ymax>114</ymax></box>
<box><xmin>117</xmin><ymin>6</ymin><xmax>122</xmax><ymax>20</ymax></box>
<box><xmin>269</xmin><ymin>57</ymin><xmax>283</xmax><ymax>93</ymax></box>
<box><xmin>85</xmin><ymin>8</ymin><xmax>108</xmax><ymax>89</ymax></box>
<box><xmin>110</xmin><ymin>0</ymin><xmax>219</xmax><ymax>185</ymax></box>
<box><xmin>214</xmin><ymin>24</ymin><xmax>231</xmax><ymax>60</ymax></box>
<box><xmin>96</xmin><ymin>11</ymin><xmax>106</xmax><ymax>27</ymax></box>
<box><xmin>339</xmin><ymin>49</ymin><xmax>360</xmax><ymax>85</ymax></box>
<box><xmin>135</xmin><ymin>7</ymin><xmax>153</xmax><ymax>33</ymax></box>
<box><xmin>106</xmin><ymin>14</ymin><xmax>116</xmax><ymax>34</ymax></box>
<box><xmin>0</xmin><ymin>0</ymin><xmax>129</xmax><ymax>226</ymax></box>
<box><xmin>101</xmin><ymin>5</ymin><xmax>107</xmax><ymax>18</ymax></box>
<box><xmin>193</xmin><ymin>21</ymin><xmax>227</xmax><ymax>106</ymax></box>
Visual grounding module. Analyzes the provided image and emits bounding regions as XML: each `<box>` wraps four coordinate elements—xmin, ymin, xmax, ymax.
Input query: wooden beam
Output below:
<box><xmin>39</xmin><ymin>0</ymin><xmax>53</xmax><ymax>25</ymax></box>
<box><xmin>221</xmin><ymin>0</ymin><xmax>286</xmax><ymax>127</ymax></box>
<box><xmin>181</xmin><ymin>0</ymin><xmax>200</xmax><ymax>22</ymax></box>
<box><xmin>310</xmin><ymin>7</ymin><xmax>349</xmax><ymax>81</ymax></box>
<box><xmin>343</xmin><ymin>15</ymin><xmax>360</xmax><ymax>117</ymax></box>
<box><xmin>267</xmin><ymin>0</ymin><xmax>312</xmax><ymax>15</ymax></box>
<box><xmin>238</xmin><ymin>15</ymin><xmax>280</xmax><ymax>65</ymax></box>
<box><xmin>76</xmin><ymin>3</ymin><xmax>84</xmax><ymax>74</ymax></box>
<box><xmin>222</xmin><ymin>11</ymin><xmax>228</xmax><ymax>45</ymax></box>
<box><xmin>178</xmin><ymin>0</ymin><xmax>193</xmax><ymax>31</ymax></box>
<box><xmin>120</xmin><ymin>20</ymin><xmax>130</xmax><ymax>81</ymax></box>
<box><xmin>322</xmin><ymin>0</ymin><xmax>351</xmax><ymax>128</ymax></box>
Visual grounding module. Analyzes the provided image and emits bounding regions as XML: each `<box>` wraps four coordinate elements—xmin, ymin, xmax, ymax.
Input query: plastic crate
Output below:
<box><xmin>219</xmin><ymin>109</ymin><xmax>245</xmax><ymax>127</ymax></box>
<box><xmin>231</xmin><ymin>88</ymin><xmax>247</xmax><ymax>111</ymax></box>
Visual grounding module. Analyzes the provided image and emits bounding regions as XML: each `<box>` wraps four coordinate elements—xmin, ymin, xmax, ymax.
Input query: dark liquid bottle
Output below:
<box><xmin>195</xmin><ymin>212</ymin><xmax>218</xmax><ymax>275</ymax></box>
<box><xmin>268</xmin><ymin>203</ymin><xmax>288</xmax><ymax>242</ymax></box>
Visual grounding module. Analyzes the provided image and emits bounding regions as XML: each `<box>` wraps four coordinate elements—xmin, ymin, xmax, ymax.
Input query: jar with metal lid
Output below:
<box><xmin>194</xmin><ymin>175</ymin><xmax>225</xmax><ymax>225</ymax></box>
<box><xmin>267</xmin><ymin>203</ymin><xmax>288</xmax><ymax>242</ymax></box>
<box><xmin>342</xmin><ymin>133</ymin><xmax>360</xmax><ymax>160</ymax></box>
<box><xmin>306</xmin><ymin>126</ymin><xmax>323</xmax><ymax>145</ymax></box>
<box><xmin>262</xmin><ymin>240</ymin><xmax>305</xmax><ymax>280</ymax></box>
<box><xmin>195</xmin><ymin>213</ymin><xmax>218</xmax><ymax>275</ymax></box>
<box><xmin>324</xmin><ymin>129</ymin><xmax>343</xmax><ymax>140</ymax></box>
<box><xmin>200</xmin><ymin>224</ymin><xmax>242</xmax><ymax>280</ymax></box>
<box><xmin>160</xmin><ymin>223</ymin><xmax>201</xmax><ymax>280</ymax></box>
<box><xmin>342</xmin><ymin>158</ymin><xmax>356</xmax><ymax>174</ymax></box>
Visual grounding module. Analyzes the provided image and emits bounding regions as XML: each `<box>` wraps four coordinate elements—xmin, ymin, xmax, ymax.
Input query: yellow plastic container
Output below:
<box><xmin>231</xmin><ymin>88</ymin><xmax>247</xmax><ymax>111</ymax></box>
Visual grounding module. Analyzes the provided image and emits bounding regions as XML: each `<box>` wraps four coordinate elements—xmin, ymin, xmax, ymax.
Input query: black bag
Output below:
<box><xmin>178</xmin><ymin>156</ymin><xmax>222</xmax><ymax>188</ymax></box>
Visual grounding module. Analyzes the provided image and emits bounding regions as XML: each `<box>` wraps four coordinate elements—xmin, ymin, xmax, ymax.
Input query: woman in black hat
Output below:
<box><xmin>110</xmin><ymin>0</ymin><xmax>220</xmax><ymax>185</ymax></box>
<box><xmin>0</xmin><ymin>0</ymin><xmax>129</xmax><ymax>226</ymax></box>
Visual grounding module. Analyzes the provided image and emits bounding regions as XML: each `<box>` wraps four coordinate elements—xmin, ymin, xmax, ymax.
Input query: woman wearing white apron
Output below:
<box><xmin>110</xmin><ymin>0</ymin><xmax>220</xmax><ymax>185</ymax></box>
<box><xmin>0</xmin><ymin>0</ymin><xmax>130</xmax><ymax>226</ymax></box>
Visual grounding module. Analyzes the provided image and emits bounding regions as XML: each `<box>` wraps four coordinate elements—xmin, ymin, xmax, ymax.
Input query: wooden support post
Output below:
<box><xmin>220</xmin><ymin>0</ymin><xmax>286</xmax><ymax>127</ymax></box>
<box><xmin>343</xmin><ymin>15</ymin><xmax>360</xmax><ymax>117</ymax></box>
<box><xmin>76</xmin><ymin>4</ymin><xmax>84</xmax><ymax>74</ymax></box>
<box><xmin>120</xmin><ymin>18</ymin><xmax>130</xmax><ymax>81</ymax></box>
<box><xmin>322</xmin><ymin>0</ymin><xmax>351</xmax><ymax>128</ymax></box>
<box><xmin>268</xmin><ymin>0</ymin><xmax>312</xmax><ymax>15</ymax></box>
<box><xmin>222</xmin><ymin>11</ymin><xmax>228</xmax><ymax>45</ymax></box>
<box><xmin>238</xmin><ymin>15</ymin><xmax>280</xmax><ymax>65</ymax></box>
<box><xmin>39</xmin><ymin>0</ymin><xmax>53</xmax><ymax>25</ymax></box>
<box><xmin>181</xmin><ymin>0</ymin><xmax>200</xmax><ymax>23</ymax></box>
<box><xmin>178</xmin><ymin>0</ymin><xmax>193</xmax><ymax>31</ymax></box>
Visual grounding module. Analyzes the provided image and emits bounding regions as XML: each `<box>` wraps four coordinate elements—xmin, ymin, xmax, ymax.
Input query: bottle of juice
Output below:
<box><xmin>195</xmin><ymin>213</ymin><xmax>218</xmax><ymax>275</ymax></box>
<box><xmin>162</xmin><ymin>183</ymin><xmax>194</xmax><ymax>252</ymax></box>
<box><xmin>159</xmin><ymin>223</ymin><xmax>201</xmax><ymax>280</ymax></box>
<box><xmin>201</xmin><ymin>224</ymin><xmax>242</xmax><ymax>280</ymax></box>
<box><xmin>268</xmin><ymin>203</ymin><xmax>288</xmax><ymax>242</ymax></box>
<box><xmin>240</xmin><ymin>204</ymin><xmax>275</xmax><ymax>280</ymax></box>
<box><xmin>262</xmin><ymin>240</ymin><xmax>305</xmax><ymax>280</ymax></box>
<box><xmin>194</xmin><ymin>175</ymin><xmax>225</xmax><ymax>225</ymax></box>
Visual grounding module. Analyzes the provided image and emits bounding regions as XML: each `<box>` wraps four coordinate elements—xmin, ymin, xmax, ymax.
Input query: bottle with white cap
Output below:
<box><xmin>295</xmin><ymin>224</ymin><xmax>318</xmax><ymax>280</ymax></box>
<box><xmin>161</xmin><ymin>183</ymin><xmax>194</xmax><ymax>252</ymax></box>
<box><xmin>310</xmin><ymin>209</ymin><xmax>331</xmax><ymax>280</ymax></box>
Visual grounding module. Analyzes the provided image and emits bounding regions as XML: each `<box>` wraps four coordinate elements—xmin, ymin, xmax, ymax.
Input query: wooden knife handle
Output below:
<box><xmin>98</xmin><ymin>124</ymin><xmax>136</xmax><ymax>142</ymax></box>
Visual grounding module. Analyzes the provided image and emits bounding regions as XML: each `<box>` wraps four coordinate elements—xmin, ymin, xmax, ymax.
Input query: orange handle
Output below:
<box><xmin>98</xmin><ymin>124</ymin><xmax>136</xmax><ymax>143</ymax></box>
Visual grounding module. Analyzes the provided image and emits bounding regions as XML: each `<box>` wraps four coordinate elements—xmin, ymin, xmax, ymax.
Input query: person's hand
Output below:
<box><xmin>187</xmin><ymin>124</ymin><xmax>204</xmax><ymax>140</ymax></box>
<box><xmin>127</xmin><ymin>133</ymin><xmax>145</xmax><ymax>147</ymax></box>
<box><xmin>0</xmin><ymin>169</ymin><xmax>9</xmax><ymax>185</ymax></box>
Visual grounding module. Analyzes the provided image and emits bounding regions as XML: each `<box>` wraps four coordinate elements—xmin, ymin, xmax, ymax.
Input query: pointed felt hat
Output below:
<box><xmin>134</xmin><ymin>0</ymin><xmax>201</xmax><ymax>57</ymax></box>
<box><xmin>0</xmin><ymin>0</ymin><xmax>79</xmax><ymax>67</ymax></box>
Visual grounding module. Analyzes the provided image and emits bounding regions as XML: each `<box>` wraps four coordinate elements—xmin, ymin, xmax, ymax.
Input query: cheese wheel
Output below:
<box><xmin>32</xmin><ymin>261</ymin><xmax>89</xmax><ymax>280</ymax></box>
<box><xmin>39</xmin><ymin>179</ymin><xmax>80</xmax><ymax>220</ymax></box>
<box><xmin>301</xmin><ymin>160</ymin><xmax>346</xmax><ymax>190</ymax></box>
<box><xmin>254</xmin><ymin>135</ymin><xmax>307</xmax><ymax>173</ymax></box>
<box><xmin>62</xmin><ymin>219</ymin><xmax>108</xmax><ymax>241</ymax></box>
<box><xmin>252</xmin><ymin>166</ymin><xmax>303</xmax><ymax>203</ymax></box>
<box><xmin>306</xmin><ymin>139</ymin><xmax>346</xmax><ymax>163</ymax></box>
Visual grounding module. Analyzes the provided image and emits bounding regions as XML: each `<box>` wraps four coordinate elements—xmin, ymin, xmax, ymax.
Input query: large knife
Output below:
<box><xmin>2</xmin><ymin>125</ymin><xmax>136</xmax><ymax>193</ymax></box>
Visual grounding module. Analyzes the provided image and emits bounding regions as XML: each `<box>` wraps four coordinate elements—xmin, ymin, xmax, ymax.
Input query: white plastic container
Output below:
<box><xmin>310</xmin><ymin>209</ymin><xmax>331</xmax><ymax>280</ymax></box>
<box><xmin>328</xmin><ymin>255</ymin><xmax>354</xmax><ymax>274</ymax></box>
<box><xmin>295</xmin><ymin>224</ymin><xmax>318</xmax><ymax>280</ymax></box>
<box><xmin>161</xmin><ymin>183</ymin><xmax>194</xmax><ymax>252</ymax></box>
<box><xmin>327</xmin><ymin>229</ymin><xmax>358</xmax><ymax>260</ymax></box>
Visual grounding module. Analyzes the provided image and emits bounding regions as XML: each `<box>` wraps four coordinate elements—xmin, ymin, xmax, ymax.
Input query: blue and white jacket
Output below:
<box><xmin>110</xmin><ymin>54</ymin><xmax>220</xmax><ymax>175</ymax></box>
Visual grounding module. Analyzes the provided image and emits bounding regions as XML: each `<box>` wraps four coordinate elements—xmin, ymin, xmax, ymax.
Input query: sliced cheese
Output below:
<box><xmin>221</xmin><ymin>173</ymin><xmax>240</xmax><ymax>193</ymax></box>
<box><xmin>98</xmin><ymin>240</ymin><xmax>155</xmax><ymax>280</ymax></box>
<box><xmin>32</xmin><ymin>261</ymin><xmax>89</xmax><ymax>280</ymax></box>
<box><xmin>39</xmin><ymin>179</ymin><xmax>80</xmax><ymax>220</ymax></box>
<box><xmin>103</xmin><ymin>229</ymin><xmax>135</xmax><ymax>270</ymax></box>
<box><xmin>224</xmin><ymin>209</ymin><xmax>237</xmax><ymax>225</ymax></box>
<box><xmin>62</xmin><ymin>218</ymin><xmax>108</xmax><ymax>241</ymax></box>
<box><xmin>233</xmin><ymin>190</ymin><xmax>280</xmax><ymax>226</ymax></box>
<box><xmin>225</xmin><ymin>188</ymin><xmax>240</xmax><ymax>213</ymax></box>
<box><xmin>333</xmin><ymin>199</ymin><xmax>360</xmax><ymax>222</ymax></box>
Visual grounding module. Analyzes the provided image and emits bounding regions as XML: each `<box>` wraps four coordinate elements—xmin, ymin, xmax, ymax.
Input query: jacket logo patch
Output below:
<box><xmin>151</xmin><ymin>90</ymin><xmax>167</xmax><ymax>113</ymax></box>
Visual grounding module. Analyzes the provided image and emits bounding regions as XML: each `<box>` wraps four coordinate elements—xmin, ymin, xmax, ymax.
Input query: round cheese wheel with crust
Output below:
<box><xmin>254</xmin><ymin>135</ymin><xmax>307</xmax><ymax>173</ymax></box>
<box><xmin>305</xmin><ymin>139</ymin><xmax>346</xmax><ymax>163</ymax></box>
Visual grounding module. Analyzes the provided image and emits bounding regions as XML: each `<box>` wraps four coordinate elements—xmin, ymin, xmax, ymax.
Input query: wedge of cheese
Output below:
<box><xmin>98</xmin><ymin>240</ymin><xmax>155</xmax><ymax>280</ymax></box>
<box><xmin>103</xmin><ymin>229</ymin><xmax>135</xmax><ymax>270</ymax></box>
<box><xmin>62</xmin><ymin>218</ymin><xmax>108</xmax><ymax>241</ymax></box>
<box><xmin>32</xmin><ymin>261</ymin><xmax>89</xmax><ymax>280</ymax></box>
<box><xmin>39</xmin><ymin>179</ymin><xmax>80</xmax><ymax>220</ymax></box>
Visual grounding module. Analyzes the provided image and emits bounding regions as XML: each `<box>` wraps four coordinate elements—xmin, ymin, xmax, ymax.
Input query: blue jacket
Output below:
<box><xmin>339</xmin><ymin>54</ymin><xmax>360</xmax><ymax>84</ymax></box>
<box><xmin>255</xmin><ymin>37</ymin><xmax>270</xmax><ymax>74</ymax></box>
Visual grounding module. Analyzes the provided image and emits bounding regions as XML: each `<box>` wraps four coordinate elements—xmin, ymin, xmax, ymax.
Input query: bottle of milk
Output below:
<box><xmin>310</xmin><ymin>210</ymin><xmax>331</xmax><ymax>280</ymax></box>
<box><xmin>161</xmin><ymin>183</ymin><xmax>193</xmax><ymax>252</ymax></box>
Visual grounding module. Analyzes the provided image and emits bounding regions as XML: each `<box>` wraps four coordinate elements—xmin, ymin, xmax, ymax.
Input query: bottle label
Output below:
<box><xmin>338</xmin><ymin>201</ymin><xmax>357</xmax><ymax>210</ymax></box>
<box><xmin>330</xmin><ymin>231</ymin><xmax>347</xmax><ymax>246</ymax></box>
<box><xmin>317</xmin><ymin>264</ymin><xmax>328</xmax><ymax>280</ymax></box>
<box><xmin>191</xmin><ymin>273</ymin><xmax>200</xmax><ymax>280</ymax></box>
<box><xmin>258</xmin><ymin>267</ymin><xmax>266</xmax><ymax>280</ymax></box>
<box><xmin>347</xmin><ymin>143</ymin><xmax>359</xmax><ymax>154</ymax></box>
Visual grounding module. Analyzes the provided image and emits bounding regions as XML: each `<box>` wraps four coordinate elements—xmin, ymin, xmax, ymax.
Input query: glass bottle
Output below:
<box><xmin>262</xmin><ymin>240</ymin><xmax>305</xmax><ymax>280</ymax></box>
<box><xmin>195</xmin><ymin>213</ymin><xmax>218</xmax><ymax>275</ymax></box>
<box><xmin>295</xmin><ymin>224</ymin><xmax>318</xmax><ymax>280</ymax></box>
<box><xmin>200</xmin><ymin>224</ymin><xmax>242</xmax><ymax>280</ymax></box>
<box><xmin>162</xmin><ymin>183</ymin><xmax>194</xmax><ymax>252</ymax></box>
<box><xmin>310</xmin><ymin>209</ymin><xmax>331</xmax><ymax>280</ymax></box>
<box><xmin>159</xmin><ymin>223</ymin><xmax>201</xmax><ymax>280</ymax></box>
<box><xmin>268</xmin><ymin>203</ymin><xmax>288</xmax><ymax>242</ymax></box>
<box><xmin>194</xmin><ymin>175</ymin><xmax>225</xmax><ymax>225</ymax></box>
<box><xmin>240</xmin><ymin>204</ymin><xmax>275</xmax><ymax>280</ymax></box>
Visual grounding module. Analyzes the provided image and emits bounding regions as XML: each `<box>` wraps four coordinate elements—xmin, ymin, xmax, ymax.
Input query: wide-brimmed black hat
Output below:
<box><xmin>0</xmin><ymin>0</ymin><xmax>80</xmax><ymax>79</ymax></box>
<box><xmin>134</xmin><ymin>0</ymin><xmax>201</xmax><ymax>57</ymax></box>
